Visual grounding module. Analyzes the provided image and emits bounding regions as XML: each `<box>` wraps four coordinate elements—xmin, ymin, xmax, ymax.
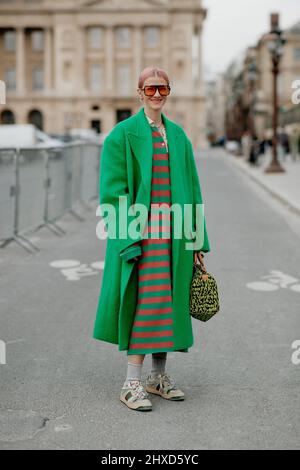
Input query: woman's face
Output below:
<box><xmin>137</xmin><ymin>75</ymin><xmax>169</xmax><ymax>112</ymax></box>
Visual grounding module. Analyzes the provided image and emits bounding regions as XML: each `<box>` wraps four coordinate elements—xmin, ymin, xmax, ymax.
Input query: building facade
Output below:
<box><xmin>0</xmin><ymin>0</ymin><xmax>207</xmax><ymax>149</ymax></box>
<box><xmin>224</xmin><ymin>18</ymin><xmax>300</xmax><ymax>142</ymax></box>
<box><xmin>205</xmin><ymin>73</ymin><xmax>226</xmax><ymax>142</ymax></box>
<box><xmin>253</xmin><ymin>20</ymin><xmax>300</xmax><ymax>138</ymax></box>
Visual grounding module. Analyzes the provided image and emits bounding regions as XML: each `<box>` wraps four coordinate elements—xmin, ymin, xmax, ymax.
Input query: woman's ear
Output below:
<box><xmin>137</xmin><ymin>89</ymin><xmax>141</xmax><ymax>101</ymax></box>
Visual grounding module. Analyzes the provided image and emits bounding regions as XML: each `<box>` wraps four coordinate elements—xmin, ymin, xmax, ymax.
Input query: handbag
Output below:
<box><xmin>189</xmin><ymin>262</ymin><xmax>220</xmax><ymax>321</ymax></box>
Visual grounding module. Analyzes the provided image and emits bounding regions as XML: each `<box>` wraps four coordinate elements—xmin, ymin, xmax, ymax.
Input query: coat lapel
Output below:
<box><xmin>126</xmin><ymin>106</ymin><xmax>184</xmax><ymax>203</ymax></box>
<box><xmin>126</xmin><ymin>107</ymin><xmax>153</xmax><ymax>195</ymax></box>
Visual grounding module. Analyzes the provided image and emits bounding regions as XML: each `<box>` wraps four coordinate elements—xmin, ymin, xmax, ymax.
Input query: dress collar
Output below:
<box><xmin>144</xmin><ymin>109</ymin><xmax>163</xmax><ymax>127</ymax></box>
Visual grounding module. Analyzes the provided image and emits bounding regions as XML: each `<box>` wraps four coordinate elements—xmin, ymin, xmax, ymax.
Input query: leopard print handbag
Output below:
<box><xmin>189</xmin><ymin>262</ymin><xmax>220</xmax><ymax>322</ymax></box>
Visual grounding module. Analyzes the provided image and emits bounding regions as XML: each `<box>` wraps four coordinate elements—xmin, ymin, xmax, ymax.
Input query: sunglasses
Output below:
<box><xmin>141</xmin><ymin>85</ymin><xmax>171</xmax><ymax>97</ymax></box>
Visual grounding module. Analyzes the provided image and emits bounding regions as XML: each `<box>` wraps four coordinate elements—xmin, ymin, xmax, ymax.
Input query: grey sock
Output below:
<box><xmin>150</xmin><ymin>352</ymin><xmax>167</xmax><ymax>378</ymax></box>
<box><xmin>123</xmin><ymin>361</ymin><xmax>143</xmax><ymax>387</ymax></box>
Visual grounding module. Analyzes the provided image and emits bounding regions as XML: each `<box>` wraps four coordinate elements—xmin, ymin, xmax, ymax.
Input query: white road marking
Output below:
<box><xmin>6</xmin><ymin>338</ymin><xmax>26</xmax><ymax>345</ymax></box>
<box><xmin>50</xmin><ymin>260</ymin><xmax>81</xmax><ymax>268</ymax></box>
<box><xmin>54</xmin><ymin>424</ymin><xmax>73</xmax><ymax>432</ymax></box>
<box><xmin>90</xmin><ymin>261</ymin><xmax>105</xmax><ymax>270</ymax></box>
<box><xmin>49</xmin><ymin>259</ymin><xmax>104</xmax><ymax>281</ymax></box>
<box><xmin>290</xmin><ymin>284</ymin><xmax>300</xmax><ymax>293</ymax></box>
<box><xmin>247</xmin><ymin>281</ymin><xmax>279</xmax><ymax>291</ymax></box>
<box><xmin>247</xmin><ymin>270</ymin><xmax>300</xmax><ymax>293</ymax></box>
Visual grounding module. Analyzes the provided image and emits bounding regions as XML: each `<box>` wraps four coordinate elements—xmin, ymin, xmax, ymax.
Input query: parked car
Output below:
<box><xmin>225</xmin><ymin>140</ymin><xmax>241</xmax><ymax>155</ymax></box>
<box><xmin>0</xmin><ymin>124</ymin><xmax>65</xmax><ymax>149</ymax></box>
<box><xmin>68</xmin><ymin>128</ymin><xmax>107</xmax><ymax>146</ymax></box>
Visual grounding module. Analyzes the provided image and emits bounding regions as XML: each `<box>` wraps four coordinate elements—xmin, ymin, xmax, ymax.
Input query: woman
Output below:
<box><xmin>93</xmin><ymin>66</ymin><xmax>210</xmax><ymax>412</ymax></box>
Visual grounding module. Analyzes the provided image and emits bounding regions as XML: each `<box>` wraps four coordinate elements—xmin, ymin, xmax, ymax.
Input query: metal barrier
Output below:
<box><xmin>0</xmin><ymin>142</ymin><xmax>102</xmax><ymax>252</ymax></box>
<box><xmin>0</xmin><ymin>150</ymin><xmax>15</xmax><ymax>242</ymax></box>
<box><xmin>80</xmin><ymin>143</ymin><xmax>100</xmax><ymax>204</ymax></box>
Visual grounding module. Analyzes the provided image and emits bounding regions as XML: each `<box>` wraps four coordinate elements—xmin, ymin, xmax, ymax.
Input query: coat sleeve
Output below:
<box><xmin>185</xmin><ymin>137</ymin><xmax>211</xmax><ymax>253</ymax></box>
<box><xmin>99</xmin><ymin>126</ymin><xmax>143</xmax><ymax>261</ymax></box>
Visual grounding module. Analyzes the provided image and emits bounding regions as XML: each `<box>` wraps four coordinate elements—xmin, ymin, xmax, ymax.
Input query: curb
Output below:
<box><xmin>224</xmin><ymin>150</ymin><xmax>300</xmax><ymax>218</ymax></box>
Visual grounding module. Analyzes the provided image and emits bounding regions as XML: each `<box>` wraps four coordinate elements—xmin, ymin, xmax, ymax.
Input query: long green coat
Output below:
<box><xmin>93</xmin><ymin>106</ymin><xmax>210</xmax><ymax>351</ymax></box>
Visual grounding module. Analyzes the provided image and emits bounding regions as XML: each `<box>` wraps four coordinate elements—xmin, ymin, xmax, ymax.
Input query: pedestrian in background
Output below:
<box><xmin>248</xmin><ymin>134</ymin><xmax>260</xmax><ymax>166</ymax></box>
<box><xmin>288</xmin><ymin>127</ymin><xmax>299</xmax><ymax>162</ymax></box>
<box><xmin>241</xmin><ymin>130</ymin><xmax>252</xmax><ymax>161</ymax></box>
<box><xmin>278</xmin><ymin>128</ymin><xmax>289</xmax><ymax>162</ymax></box>
<box><xmin>93</xmin><ymin>66</ymin><xmax>211</xmax><ymax>412</ymax></box>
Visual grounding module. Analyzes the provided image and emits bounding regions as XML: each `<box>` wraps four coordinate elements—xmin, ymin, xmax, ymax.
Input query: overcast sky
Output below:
<box><xmin>202</xmin><ymin>0</ymin><xmax>300</xmax><ymax>79</ymax></box>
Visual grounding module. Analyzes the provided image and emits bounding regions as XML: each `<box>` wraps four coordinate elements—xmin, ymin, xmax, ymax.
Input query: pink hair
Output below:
<box><xmin>138</xmin><ymin>66</ymin><xmax>170</xmax><ymax>88</ymax></box>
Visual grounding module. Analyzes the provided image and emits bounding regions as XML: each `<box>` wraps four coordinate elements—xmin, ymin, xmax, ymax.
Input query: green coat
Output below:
<box><xmin>93</xmin><ymin>106</ymin><xmax>210</xmax><ymax>351</ymax></box>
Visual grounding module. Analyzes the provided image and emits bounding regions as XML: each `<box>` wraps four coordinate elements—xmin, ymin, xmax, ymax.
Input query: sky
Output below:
<box><xmin>202</xmin><ymin>0</ymin><xmax>300</xmax><ymax>79</ymax></box>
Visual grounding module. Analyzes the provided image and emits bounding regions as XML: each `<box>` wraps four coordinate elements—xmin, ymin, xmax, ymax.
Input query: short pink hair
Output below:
<box><xmin>138</xmin><ymin>65</ymin><xmax>170</xmax><ymax>89</ymax></box>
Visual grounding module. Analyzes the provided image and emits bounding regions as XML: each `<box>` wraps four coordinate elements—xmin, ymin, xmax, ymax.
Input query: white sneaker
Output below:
<box><xmin>145</xmin><ymin>372</ymin><xmax>185</xmax><ymax>400</ymax></box>
<box><xmin>120</xmin><ymin>379</ymin><xmax>153</xmax><ymax>411</ymax></box>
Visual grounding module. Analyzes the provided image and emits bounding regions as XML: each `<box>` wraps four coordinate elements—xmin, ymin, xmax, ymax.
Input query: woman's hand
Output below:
<box><xmin>194</xmin><ymin>251</ymin><xmax>207</xmax><ymax>272</ymax></box>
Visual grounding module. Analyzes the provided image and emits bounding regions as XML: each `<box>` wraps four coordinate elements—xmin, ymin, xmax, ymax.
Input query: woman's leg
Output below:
<box><xmin>128</xmin><ymin>354</ymin><xmax>145</xmax><ymax>365</ymax></box>
<box><xmin>123</xmin><ymin>354</ymin><xmax>146</xmax><ymax>386</ymax></box>
<box><xmin>150</xmin><ymin>352</ymin><xmax>167</xmax><ymax>378</ymax></box>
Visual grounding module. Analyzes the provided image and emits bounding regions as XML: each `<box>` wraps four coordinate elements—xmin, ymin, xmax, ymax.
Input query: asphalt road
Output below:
<box><xmin>0</xmin><ymin>148</ymin><xmax>299</xmax><ymax>450</ymax></box>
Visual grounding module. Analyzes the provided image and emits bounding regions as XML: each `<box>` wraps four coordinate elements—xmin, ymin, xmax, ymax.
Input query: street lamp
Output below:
<box><xmin>246</xmin><ymin>60</ymin><xmax>257</xmax><ymax>137</ymax></box>
<box><xmin>265</xmin><ymin>13</ymin><xmax>286</xmax><ymax>173</ymax></box>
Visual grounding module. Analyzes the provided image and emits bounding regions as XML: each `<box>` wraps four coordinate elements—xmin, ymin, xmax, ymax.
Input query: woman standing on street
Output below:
<box><xmin>93</xmin><ymin>66</ymin><xmax>211</xmax><ymax>412</ymax></box>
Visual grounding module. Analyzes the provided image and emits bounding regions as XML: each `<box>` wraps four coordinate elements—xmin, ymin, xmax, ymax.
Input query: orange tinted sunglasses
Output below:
<box><xmin>141</xmin><ymin>85</ymin><xmax>171</xmax><ymax>97</ymax></box>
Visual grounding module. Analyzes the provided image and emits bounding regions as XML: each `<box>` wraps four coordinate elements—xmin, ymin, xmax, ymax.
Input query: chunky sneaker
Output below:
<box><xmin>120</xmin><ymin>379</ymin><xmax>153</xmax><ymax>411</ymax></box>
<box><xmin>145</xmin><ymin>372</ymin><xmax>185</xmax><ymax>401</ymax></box>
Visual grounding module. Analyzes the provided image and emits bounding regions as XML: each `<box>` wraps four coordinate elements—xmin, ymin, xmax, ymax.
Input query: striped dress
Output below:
<box><xmin>127</xmin><ymin>123</ymin><xmax>178</xmax><ymax>355</ymax></box>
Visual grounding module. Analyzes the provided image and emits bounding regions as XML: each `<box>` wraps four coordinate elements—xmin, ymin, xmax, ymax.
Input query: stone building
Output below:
<box><xmin>205</xmin><ymin>73</ymin><xmax>226</xmax><ymax>143</ymax></box>
<box><xmin>253</xmin><ymin>19</ymin><xmax>300</xmax><ymax>138</ymax></box>
<box><xmin>0</xmin><ymin>0</ymin><xmax>207</xmax><ymax>149</ymax></box>
<box><xmin>224</xmin><ymin>18</ymin><xmax>300</xmax><ymax>141</ymax></box>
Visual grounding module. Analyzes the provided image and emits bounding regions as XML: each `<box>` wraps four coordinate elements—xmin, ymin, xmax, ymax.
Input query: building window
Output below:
<box><xmin>88</xmin><ymin>27</ymin><xmax>103</xmax><ymax>49</ymax></box>
<box><xmin>91</xmin><ymin>119</ymin><xmax>101</xmax><ymax>133</ymax></box>
<box><xmin>5</xmin><ymin>69</ymin><xmax>16</xmax><ymax>90</ymax></box>
<box><xmin>145</xmin><ymin>27</ymin><xmax>160</xmax><ymax>48</ymax></box>
<box><xmin>63</xmin><ymin>61</ymin><xmax>72</xmax><ymax>82</ymax></box>
<box><xmin>115</xmin><ymin>27</ymin><xmax>131</xmax><ymax>48</ymax></box>
<box><xmin>28</xmin><ymin>109</ymin><xmax>43</xmax><ymax>130</ymax></box>
<box><xmin>116</xmin><ymin>109</ymin><xmax>131</xmax><ymax>122</ymax></box>
<box><xmin>32</xmin><ymin>68</ymin><xmax>44</xmax><ymax>90</ymax></box>
<box><xmin>4</xmin><ymin>31</ymin><xmax>16</xmax><ymax>51</ymax></box>
<box><xmin>90</xmin><ymin>64</ymin><xmax>103</xmax><ymax>92</ymax></box>
<box><xmin>0</xmin><ymin>109</ymin><xmax>15</xmax><ymax>125</ymax></box>
<box><xmin>294</xmin><ymin>48</ymin><xmax>300</xmax><ymax>60</ymax></box>
<box><xmin>31</xmin><ymin>31</ymin><xmax>44</xmax><ymax>51</ymax></box>
<box><xmin>117</xmin><ymin>64</ymin><xmax>130</xmax><ymax>95</ymax></box>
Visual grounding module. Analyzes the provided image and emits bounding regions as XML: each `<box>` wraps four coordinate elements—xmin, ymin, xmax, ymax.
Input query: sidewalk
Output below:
<box><xmin>223</xmin><ymin>149</ymin><xmax>300</xmax><ymax>217</ymax></box>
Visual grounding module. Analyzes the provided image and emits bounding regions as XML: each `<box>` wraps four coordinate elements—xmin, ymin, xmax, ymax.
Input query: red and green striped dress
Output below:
<box><xmin>127</xmin><ymin>123</ymin><xmax>178</xmax><ymax>355</ymax></box>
